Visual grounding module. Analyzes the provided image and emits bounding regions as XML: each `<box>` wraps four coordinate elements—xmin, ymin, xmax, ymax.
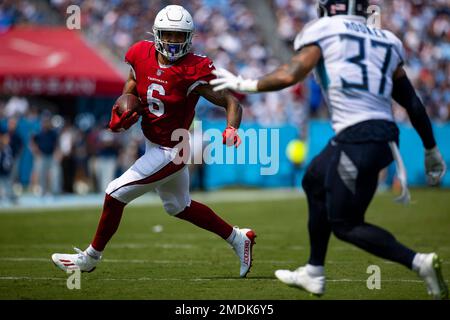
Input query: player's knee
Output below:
<box><xmin>162</xmin><ymin>196</ymin><xmax>190</xmax><ymax>216</ymax></box>
<box><xmin>104</xmin><ymin>180</ymin><xmax>130</xmax><ymax>204</ymax></box>
<box><xmin>105</xmin><ymin>179</ymin><xmax>118</xmax><ymax>195</ymax></box>
<box><xmin>163</xmin><ymin>202</ymin><xmax>184</xmax><ymax>216</ymax></box>
<box><xmin>302</xmin><ymin>169</ymin><xmax>315</xmax><ymax>194</ymax></box>
<box><xmin>302</xmin><ymin>168</ymin><xmax>324</xmax><ymax>197</ymax></box>
<box><xmin>331</xmin><ymin>221</ymin><xmax>354</xmax><ymax>241</ymax></box>
<box><xmin>160</xmin><ymin>192</ymin><xmax>191</xmax><ymax>216</ymax></box>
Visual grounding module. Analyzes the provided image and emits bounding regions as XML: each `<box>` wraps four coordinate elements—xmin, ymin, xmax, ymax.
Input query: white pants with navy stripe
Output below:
<box><xmin>105</xmin><ymin>140</ymin><xmax>191</xmax><ymax>216</ymax></box>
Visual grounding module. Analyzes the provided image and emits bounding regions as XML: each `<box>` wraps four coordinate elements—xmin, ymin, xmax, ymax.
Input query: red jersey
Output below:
<box><xmin>125</xmin><ymin>41</ymin><xmax>216</xmax><ymax>147</ymax></box>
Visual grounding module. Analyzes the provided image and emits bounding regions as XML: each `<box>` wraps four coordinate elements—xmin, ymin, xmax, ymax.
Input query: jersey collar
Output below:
<box><xmin>334</xmin><ymin>15</ymin><xmax>367</xmax><ymax>24</ymax></box>
<box><xmin>158</xmin><ymin>62</ymin><xmax>173</xmax><ymax>69</ymax></box>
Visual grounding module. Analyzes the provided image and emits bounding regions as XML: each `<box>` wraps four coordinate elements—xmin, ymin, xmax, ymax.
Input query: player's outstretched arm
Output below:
<box><xmin>195</xmin><ymin>84</ymin><xmax>243</xmax><ymax>147</ymax></box>
<box><xmin>195</xmin><ymin>84</ymin><xmax>242</xmax><ymax>128</ymax></box>
<box><xmin>256</xmin><ymin>45</ymin><xmax>321</xmax><ymax>92</ymax></box>
<box><xmin>392</xmin><ymin>67</ymin><xmax>446</xmax><ymax>185</ymax></box>
<box><xmin>210</xmin><ymin>45</ymin><xmax>321</xmax><ymax>93</ymax></box>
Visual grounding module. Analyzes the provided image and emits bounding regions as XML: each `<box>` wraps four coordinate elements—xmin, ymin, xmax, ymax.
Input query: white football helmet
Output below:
<box><xmin>153</xmin><ymin>5</ymin><xmax>194</xmax><ymax>62</ymax></box>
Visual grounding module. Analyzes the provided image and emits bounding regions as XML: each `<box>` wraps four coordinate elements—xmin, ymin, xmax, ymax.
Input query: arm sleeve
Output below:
<box><xmin>396</xmin><ymin>42</ymin><xmax>406</xmax><ymax>67</ymax></box>
<box><xmin>125</xmin><ymin>42</ymin><xmax>142</xmax><ymax>73</ymax></box>
<box><xmin>196</xmin><ymin>58</ymin><xmax>216</xmax><ymax>82</ymax></box>
<box><xmin>392</xmin><ymin>75</ymin><xmax>436</xmax><ymax>149</ymax></box>
<box><xmin>388</xmin><ymin>32</ymin><xmax>407</xmax><ymax>68</ymax></box>
<box><xmin>294</xmin><ymin>19</ymin><xmax>328</xmax><ymax>51</ymax></box>
<box><xmin>187</xmin><ymin>58</ymin><xmax>216</xmax><ymax>96</ymax></box>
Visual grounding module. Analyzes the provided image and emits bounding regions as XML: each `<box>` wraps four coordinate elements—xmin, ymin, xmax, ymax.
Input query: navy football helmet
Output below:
<box><xmin>317</xmin><ymin>0</ymin><xmax>369</xmax><ymax>18</ymax></box>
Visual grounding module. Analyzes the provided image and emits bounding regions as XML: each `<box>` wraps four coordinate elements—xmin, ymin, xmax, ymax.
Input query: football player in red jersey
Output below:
<box><xmin>52</xmin><ymin>5</ymin><xmax>256</xmax><ymax>278</ymax></box>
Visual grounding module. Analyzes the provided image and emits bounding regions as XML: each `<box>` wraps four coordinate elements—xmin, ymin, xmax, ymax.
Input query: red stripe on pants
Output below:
<box><xmin>109</xmin><ymin>162</ymin><xmax>185</xmax><ymax>196</ymax></box>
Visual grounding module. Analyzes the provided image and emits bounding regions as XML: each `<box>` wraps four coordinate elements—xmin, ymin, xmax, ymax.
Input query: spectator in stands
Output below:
<box><xmin>0</xmin><ymin>0</ymin><xmax>45</xmax><ymax>32</ymax></box>
<box><xmin>6</xmin><ymin>116</ymin><xmax>23</xmax><ymax>196</ymax></box>
<box><xmin>72</xmin><ymin>127</ymin><xmax>90</xmax><ymax>194</ymax></box>
<box><xmin>30</xmin><ymin>114</ymin><xmax>59</xmax><ymax>196</ymax></box>
<box><xmin>59</xmin><ymin>121</ymin><xmax>76</xmax><ymax>193</ymax></box>
<box><xmin>0</xmin><ymin>128</ymin><xmax>15</xmax><ymax>204</ymax></box>
<box><xmin>93</xmin><ymin>128</ymin><xmax>119</xmax><ymax>193</ymax></box>
<box><xmin>4</xmin><ymin>96</ymin><xmax>29</xmax><ymax>117</ymax></box>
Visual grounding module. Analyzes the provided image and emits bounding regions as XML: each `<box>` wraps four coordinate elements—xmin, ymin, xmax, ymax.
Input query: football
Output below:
<box><xmin>114</xmin><ymin>93</ymin><xmax>144</xmax><ymax>116</ymax></box>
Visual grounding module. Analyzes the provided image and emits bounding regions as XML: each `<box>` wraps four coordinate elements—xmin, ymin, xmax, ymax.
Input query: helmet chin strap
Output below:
<box><xmin>167</xmin><ymin>44</ymin><xmax>180</xmax><ymax>61</ymax></box>
<box><xmin>151</xmin><ymin>28</ymin><xmax>192</xmax><ymax>62</ymax></box>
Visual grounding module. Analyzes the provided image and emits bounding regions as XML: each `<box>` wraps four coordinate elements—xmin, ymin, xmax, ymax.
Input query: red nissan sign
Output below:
<box><xmin>0</xmin><ymin>26</ymin><xmax>125</xmax><ymax>96</ymax></box>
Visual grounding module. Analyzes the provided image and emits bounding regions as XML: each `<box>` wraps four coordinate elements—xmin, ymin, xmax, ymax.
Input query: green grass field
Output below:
<box><xmin>0</xmin><ymin>189</ymin><xmax>449</xmax><ymax>300</ymax></box>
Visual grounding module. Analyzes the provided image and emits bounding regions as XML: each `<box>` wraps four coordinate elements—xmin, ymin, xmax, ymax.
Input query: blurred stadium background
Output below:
<box><xmin>0</xmin><ymin>0</ymin><xmax>449</xmax><ymax>207</ymax></box>
<box><xmin>0</xmin><ymin>0</ymin><xmax>449</xmax><ymax>300</ymax></box>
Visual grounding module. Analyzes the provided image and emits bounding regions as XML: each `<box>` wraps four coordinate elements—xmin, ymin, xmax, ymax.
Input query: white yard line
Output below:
<box><xmin>2</xmin><ymin>243</ymin><xmax>450</xmax><ymax>253</ymax></box>
<box><xmin>1</xmin><ymin>257</ymin><xmax>449</xmax><ymax>265</ymax></box>
<box><xmin>0</xmin><ymin>276</ymin><xmax>447</xmax><ymax>284</ymax></box>
<box><xmin>0</xmin><ymin>243</ymin><xmax>196</xmax><ymax>249</ymax></box>
<box><xmin>0</xmin><ymin>257</ymin><xmax>294</xmax><ymax>264</ymax></box>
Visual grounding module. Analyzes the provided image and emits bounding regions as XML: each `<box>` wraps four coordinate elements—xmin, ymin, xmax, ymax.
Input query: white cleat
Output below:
<box><xmin>51</xmin><ymin>247</ymin><xmax>100</xmax><ymax>273</ymax></box>
<box><xmin>417</xmin><ymin>253</ymin><xmax>448</xmax><ymax>300</ymax></box>
<box><xmin>230</xmin><ymin>227</ymin><xmax>256</xmax><ymax>278</ymax></box>
<box><xmin>275</xmin><ymin>266</ymin><xmax>325</xmax><ymax>296</ymax></box>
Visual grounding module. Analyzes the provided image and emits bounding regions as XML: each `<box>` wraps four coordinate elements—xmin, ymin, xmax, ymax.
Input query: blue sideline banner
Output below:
<box><xmin>200</xmin><ymin>120</ymin><xmax>450</xmax><ymax>190</ymax></box>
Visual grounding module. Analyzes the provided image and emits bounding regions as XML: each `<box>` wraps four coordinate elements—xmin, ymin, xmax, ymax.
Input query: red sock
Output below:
<box><xmin>176</xmin><ymin>200</ymin><xmax>233</xmax><ymax>240</ymax></box>
<box><xmin>91</xmin><ymin>194</ymin><xmax>126</xmax><ymax>251</ymax></box>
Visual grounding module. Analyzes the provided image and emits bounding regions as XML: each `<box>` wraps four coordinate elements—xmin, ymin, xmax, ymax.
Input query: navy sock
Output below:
<box><xmin>306</xmin><ymin>192</ymin><xmax>332</xmax><ymax>266</ymax></box>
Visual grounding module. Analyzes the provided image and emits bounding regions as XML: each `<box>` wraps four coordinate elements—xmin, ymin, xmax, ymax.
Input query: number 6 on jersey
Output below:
<box><xmin>147</xmin><ymin>83</ymin><xmax>165</xmax><ymax>117</ymax></box>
